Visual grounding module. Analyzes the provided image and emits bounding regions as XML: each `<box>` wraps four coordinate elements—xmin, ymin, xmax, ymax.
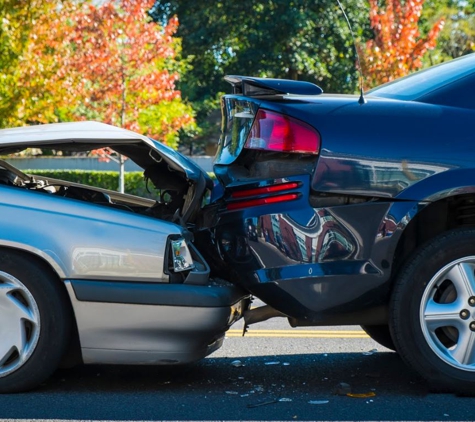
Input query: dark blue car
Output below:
<box><xmin>196</xmin><ymin>53</ymin><xmax>475</xmax><ymax>394</ymax></box>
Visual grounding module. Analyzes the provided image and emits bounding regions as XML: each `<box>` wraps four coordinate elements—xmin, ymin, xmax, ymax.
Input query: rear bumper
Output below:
<box><xmin>65</xmin><ymin>280</ymin><xmax>249</xmax><ymax>365</ymax></box>
<box><xmin>198</xmin><ymin>175</ymin><xmax>410</xmax><ymax>325</ymax></box>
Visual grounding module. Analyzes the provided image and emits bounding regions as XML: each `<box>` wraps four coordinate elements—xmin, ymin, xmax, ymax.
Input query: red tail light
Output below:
<box><xmin>226</xmin><ymin>181</ymin><xmax>301</xmax><ymax>211</ymax></box>
<box><xmin>226</xmin><ymin>193</ymin><xmax>300</xmax><ymax>211</ymax></box>
<box><xmin>244</xmin><ymin>109</ymin><xmax>320</xmax><ymax>154</ymax></box>
<box><xmin>230</xmin><ymin>182</ymin><xmax>300</xmax><ymax>199</ymax></box>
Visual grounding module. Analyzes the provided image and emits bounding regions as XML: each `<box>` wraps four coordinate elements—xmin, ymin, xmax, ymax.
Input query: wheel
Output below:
<box><xmin>390</xmin><ymin>229</ymin><xmax>475</xmax><ymax>394</ymax></box>
<box><xmin>361</xmin><ymin>325</ymin><xmax>396</xmax><ymax>351</ymax></box>
<box><xmin>0</xmin><ymin>251</ymin><xmax>71</xmax><ymax>393</ymax></box>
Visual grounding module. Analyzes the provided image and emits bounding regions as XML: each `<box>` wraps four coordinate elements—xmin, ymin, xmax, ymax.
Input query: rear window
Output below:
<box><xmin>368</xmin><ymin>53</ymin><xmax>475</xmax><ymax>101</ymax></box>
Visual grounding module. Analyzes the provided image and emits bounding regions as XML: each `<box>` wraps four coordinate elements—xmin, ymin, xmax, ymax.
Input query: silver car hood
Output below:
<box><xmin>0</xmin><ymin>121</ymin><xmax>212</xmax><ymax>187</ymax></box>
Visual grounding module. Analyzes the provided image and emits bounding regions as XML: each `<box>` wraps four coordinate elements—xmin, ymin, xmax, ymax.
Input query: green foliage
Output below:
<box><xmin>28</xmin><ymin>170</ymin><xmax>157</xmax><ymax>198</ymax></box>
<box><xmin>138</xmin><ymin>98</ymin><xmax>198</xmax><ymax>149</ymax></box>
<box><xmin>0</xmin><ymin>0</ymin><xmax>195</xmax><ymax>152</ymax></box>
<box><xmin>149</xmin><ymin>0</ymin><xmax>372</xmax><ymax>152</ymax></box>
<box><xmin>28</xmin><ymin>169</ymin><xmax>216</xmax><ymax>198</ymax></box>
<box><xmin>421</xmin><ymin>0</ymin><xmax>475</xmax><ymax>64</ymax></box>
<box><xmin>0</xmin><ymin>0</ymin><xmax>51</xmax><ymax>127</ymax></box>
<box><xmin>151</xmin><ymin>0</ymin><xmax>371</xmax><ymax>99</ymax></box>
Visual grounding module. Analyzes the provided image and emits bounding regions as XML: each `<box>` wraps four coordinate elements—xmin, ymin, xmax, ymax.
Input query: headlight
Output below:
<box><xmin>169</xmin><ymin>237</ymin><xmax>195</xmax><ymax>272</ymax></box>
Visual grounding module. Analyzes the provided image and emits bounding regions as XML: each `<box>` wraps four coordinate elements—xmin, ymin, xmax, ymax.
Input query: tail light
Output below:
<box><xmin>226</xmin><ymin>181</ymin><xmax>301</xmax><ymax>211</ymax></box>
<box><xmin>230</xmin><ymin>182</ymin><xmax>300</xmax><ymax>199</ymax></box>
<box><xmin>244</xmin><ymin>109</ymin><xmax>320</xmax><ymax>154</ymax></box>
<box><xmin>168</xmin><ymin>237</ymin><xmax>195</xmax><ymax>272</ymax></box>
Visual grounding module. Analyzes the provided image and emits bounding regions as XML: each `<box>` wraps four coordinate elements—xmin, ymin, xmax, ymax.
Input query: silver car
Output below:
<box><xmin>0</xmin><ymin>122</ymin><xmax>249</xmax><ymax>393</ymax></box>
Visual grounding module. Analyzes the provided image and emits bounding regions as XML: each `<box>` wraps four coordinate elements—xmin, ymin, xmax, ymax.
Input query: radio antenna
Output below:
<box><xmin>336</xmin><ymin>0</ymin><xmax>366</xmax><ymax>105</ymax></box>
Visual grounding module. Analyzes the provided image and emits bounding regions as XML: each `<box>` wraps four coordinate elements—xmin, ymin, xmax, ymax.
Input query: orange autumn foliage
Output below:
<box><xmin>360</xmin><ymin>0</ymin><xmax>445</xmax><ymax>88</ymax></box>
<box><xmin>68</xmin><ymin>0</ymin><xmax>191</xmax><ymax>139</ymax></box>
<box><xmin>11</xmin><ymin>0</ymin><xmax>194</xmax><ymax>148</ymax></box>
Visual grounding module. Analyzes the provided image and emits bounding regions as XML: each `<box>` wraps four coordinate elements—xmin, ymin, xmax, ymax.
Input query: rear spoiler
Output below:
<box><xmin>224</xmin><ymin>75</ymin><xmax>323</xmax><ymax>96</ymax></box>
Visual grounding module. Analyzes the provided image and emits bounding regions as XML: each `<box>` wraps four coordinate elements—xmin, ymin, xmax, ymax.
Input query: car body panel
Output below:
<box><xmin>207</xmin><ymin>54</ymin><xmax>475</xmax><ymax>327</ymax></box>
<box><xmin>216</xmin><ymin>93</ymin><xmax>475</xmax><ymax>199</ymax></box>
<box><xmin>0</xmin><ymin>122</ymin><xmax>249</xmax><ymax>376</ymax></box>
<box><xmin>0</xmin><ymin>121</ymin><xmax>212</xmax><ymax>186</ymax></box>
<box><xmin>198</xmin><ymin>174</ymin><xmax>422</xmax><ymax>323</ymax></box>
<box><xmin>0</xmin><ymin>183</ymin><xmax>178</xmax><ymax>281</ymax></box>
<box><xmin>65</xmin><ymin>281</ymin><xmax>245</xmax><ymax>365</ymax></box>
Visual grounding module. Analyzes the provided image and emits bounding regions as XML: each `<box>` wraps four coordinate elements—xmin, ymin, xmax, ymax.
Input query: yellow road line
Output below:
<box><xmin>226</xmin><ymin>329</ymin><xmax>369</xmax><ymax>338</ymax></box>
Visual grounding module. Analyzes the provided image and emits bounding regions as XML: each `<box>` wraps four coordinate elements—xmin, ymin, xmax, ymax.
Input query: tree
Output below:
<box><xmin>359</xmin><ymin>0</ymin><xmax>444</xmax><ymax>88</ymax></box>
<box><xmin>150</xmin><ymin>0</ymin><xmax>371</xmax><ymax>150</ymax></box>
<box><xmin>2</xmin><ymin>0</ymin><xmax>195</xmax><ymax>151</ymax></box>
<box><xmin>67</xmin><ymin>0</ymin><xmax>195</xmax><ymax>147</ymax></box>
<box><xmin>151</xmin><ymin>0</ymin><xmax>370</xmax><ymax>98</ymax></box>
<box><xmin>0</xmin><ymin>0</ymin><xmax>65</xmax><ymax>127</ymax></box>
<box><xmin>421</xmin><ymin>0</ymin><xmax>475</xmax><ymax>64</ymax></box>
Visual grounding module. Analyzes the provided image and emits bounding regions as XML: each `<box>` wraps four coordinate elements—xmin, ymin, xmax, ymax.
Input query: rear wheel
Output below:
<box><xmin>390</xmin><ymin>229</ymin><xmax>475</xmax><ymax>394</ymax></box>
<box><xmin>0</xmin><ymin>251</ymin><xmax>71</xmax><ymax>393</ymax></box>
<box><xmin>361</xmin><ymin>325</ymin><xmax>396</xmax><ymax>351</ymax></box>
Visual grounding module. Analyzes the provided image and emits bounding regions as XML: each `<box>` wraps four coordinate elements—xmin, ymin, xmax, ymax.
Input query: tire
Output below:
<box><xmin>361</xmin><ymin>325</ymin><xmax>396</xmax><ymax>351</ymax></box>
<box><xmin>390</xmin><ymin>228</ymin><xmax>475</xmax><ymax>395</ymax></box>
<box><xmin>0</xmin><ymin>251</ymin><xmax>71</xmax><ymax>393</ymax></box>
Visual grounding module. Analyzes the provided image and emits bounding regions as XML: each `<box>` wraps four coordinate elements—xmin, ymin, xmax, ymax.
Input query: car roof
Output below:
<box><xmin>368</xmin><ymin>53</ymin><xmax>475</xmax><ymax>103</ymax></box>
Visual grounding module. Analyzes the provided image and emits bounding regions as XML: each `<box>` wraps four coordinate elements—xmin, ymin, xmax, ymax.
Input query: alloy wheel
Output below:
<box><xmin>0</xmin><ymin>271</ymin><xmax>41</xmax><ymax>378</ymax></box>
<box><xmin>420</xmin><ymin>257</ymin><xmax>475</xmax><ymax>371</ymax></box>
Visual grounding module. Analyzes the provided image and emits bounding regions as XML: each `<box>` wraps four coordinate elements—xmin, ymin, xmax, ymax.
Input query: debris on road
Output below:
<box><xmin>347</xmin><ymin>392</ymin><xmax>377</xmax><ymax>398</ymax></box>
<box><xmin>308</xmin><ymin>400</ymin><xmax>330</xmax><ymax>405</ymax></box>
<box><xmin>265</xmin><ymin>361</ymin><xmax>280</xmax><ymax>365</ymax></box>
<box><xmin>333</xmin><ymin>382</ymin><xmax>352</xmax><ymax>395</ymax></box>
<box><xmin>279</xmin><ymin>398</ymin><xmax>293</xmax><ymax>402</ymax></box>
<box><xmin>362</xmin><ymin>349</ymin><xmax>378</xmax><ymax>356</ymax></box>
<box><xmin>231</xmin><ymin>360</ymin><xmax>244</xmax><ymax>367</ymax></box>
<box><xmin>247</xmin><ymin>398</ymin><xmax>279</xmax><ymax>408</ymax></box>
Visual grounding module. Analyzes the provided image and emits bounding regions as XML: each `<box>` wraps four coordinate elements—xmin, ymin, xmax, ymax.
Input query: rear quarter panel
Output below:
<box><xmin>0</xmin><ymin>185</ymin><xmax>182</xmax><ymax>281</ymax></box>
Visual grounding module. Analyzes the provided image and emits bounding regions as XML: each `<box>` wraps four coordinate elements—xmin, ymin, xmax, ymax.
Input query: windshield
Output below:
<box><xmin>368</xmin><ymin>53</ymin><xmax>475</xmax><ymax>101</ymax></box>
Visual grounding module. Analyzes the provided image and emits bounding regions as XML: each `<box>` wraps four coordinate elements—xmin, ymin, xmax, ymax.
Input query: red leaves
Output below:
<box><xmin>360</xmin><ymin>0</ymin><xmax>444</xmax><ymax>88</ymax></box>
<box><xmin>65</xmin><ymin>0</ymin><xmax>185</xmax><ymax>140</ymax></box>
<box><xmin>10</xmin><ymin>0</ymin><xmax>193</xmax><ymax>148</ymax></box>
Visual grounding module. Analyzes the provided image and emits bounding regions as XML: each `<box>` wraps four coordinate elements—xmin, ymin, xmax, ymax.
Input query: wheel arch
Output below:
<box><xmin>0</xmin><ymin>245</ymin><xmax>82</xmax><ymax>367</ymax></box>
<box><xmin>0</xmin><ymin>240</ymin><xmax>66</xmax><ymax>278</ymax></box>
<box><xmin>391</xmin><ymin>193</ymin><xmax>475</xmax><ymax>286</ymax></box>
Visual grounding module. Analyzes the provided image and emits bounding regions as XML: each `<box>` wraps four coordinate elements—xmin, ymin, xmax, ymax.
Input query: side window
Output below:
<box><xmin>417</xmin><ymin>74</ymin><xmax>475</xmax><ymax>110</ymax></box>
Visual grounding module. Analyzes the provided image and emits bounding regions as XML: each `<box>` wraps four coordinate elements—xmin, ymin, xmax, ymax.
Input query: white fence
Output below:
<box><xmin>5</xmin><ymin>156</ymin><xmax>214</xmax><ymax>173</ymax></box>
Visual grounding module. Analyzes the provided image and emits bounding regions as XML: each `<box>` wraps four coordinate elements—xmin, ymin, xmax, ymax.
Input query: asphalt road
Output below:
<box><xmin>0</xmin><ymin>317</ymin><xmax>474</xmax><ymax>421</ymax></box>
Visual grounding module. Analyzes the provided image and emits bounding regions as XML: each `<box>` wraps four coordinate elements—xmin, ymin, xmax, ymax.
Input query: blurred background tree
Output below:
<box><xmin>0</xmin><ymin>0</ymin><xmax>195</xmax><ymax>149</ymax></box>
<box><xmin>149</xmin><ymin>0</ymin><xmax>371</xmax><ymax>151</ymax></box>
<box><xmin>0</xmin><ymin>0</ymin><xmax>61</xmax><ymax>127</ymax></box>
<box><xmin>421</xmin><ymin>0</ymin><xmax>475</xmax><ymax>64</ymax></box>
<box><xmin>358</xmin><ymin>0</ymin><xmax>445</xmax><ymax>88</ymax></box>
<box><xmin>1</xmin><ymin>0</ymin><xmax>473</xmax><ymax>153</ymax></box>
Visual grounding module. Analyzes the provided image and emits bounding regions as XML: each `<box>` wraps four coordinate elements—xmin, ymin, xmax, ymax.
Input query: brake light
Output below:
<box><xmin>226</xmin><ymin>180</ymin><xmax>301</xmax><ymax>211</ymax></box>
<box><xmin>226</xmin><ymin>193</ymin><xmax>300</xmax><ymax>211</ymax></box>
<box><xmin>244</xmin><ymin>109</ymin><xmax>320</xmax><ymax>154</ymax></box>
<box><xmin>231</xmin><ymin>182</ymin><xmax>300</xmax><ymax>199</ymax></box>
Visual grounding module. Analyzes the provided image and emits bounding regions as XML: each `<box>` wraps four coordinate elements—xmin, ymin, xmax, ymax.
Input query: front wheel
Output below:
<box><xmin>390</xmin><ymin>229</ymin><xmax>475</xmax><ymax>394</ymax></box>
<box><xmin>0</xmin><ymin>251</ymin><xmax>71</xmax><ymax>393</ymax></box>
